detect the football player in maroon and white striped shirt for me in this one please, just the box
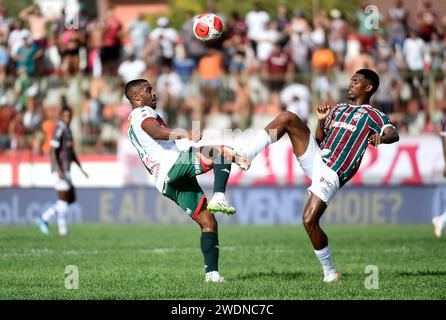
[229,69,399,282]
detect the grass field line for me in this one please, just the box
[0,245,287,258]
[0,247,101,258]
[138,245,285,254]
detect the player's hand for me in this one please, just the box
[188,130,202,143]
[368,134,381,147]
[316,104,331,121]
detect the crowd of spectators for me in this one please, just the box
[0,0,445,155]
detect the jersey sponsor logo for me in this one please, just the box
[194,157,201,175]
[332,121,357,132]
[319,177,333,188]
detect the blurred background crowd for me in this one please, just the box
[0,0,445,155]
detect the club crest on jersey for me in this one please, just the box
[353,112,364,121]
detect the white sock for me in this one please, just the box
[42,204,57,222]
[245,129,272,160]
[212,192,225,201]
[56,200,69,236]
[314,246,336,277]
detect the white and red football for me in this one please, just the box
[193,13,223,41]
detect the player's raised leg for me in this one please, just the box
[196,145,235,215]
[230,111,340,282]
[37,207,52,235]
[232,111,311,170]
[37,179,73,236]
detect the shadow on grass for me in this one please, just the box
[234,270,342,281]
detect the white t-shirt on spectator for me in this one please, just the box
[8,28,31,56]
[245,10,270,41]
[129,21,150,47]
[150,27,178,43]
[118,59,146,83]
[157,71,184,99]
[403,38,425,71]
[280,83,311,121]
[150,27,178,59]
[256,30,280,62]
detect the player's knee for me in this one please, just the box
[196,211,218,232]
[302,211,318,231]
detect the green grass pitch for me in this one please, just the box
[0,224,445,299]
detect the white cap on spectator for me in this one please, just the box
[157,16,169,27]
[330,9,341,19]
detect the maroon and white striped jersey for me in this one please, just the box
[320,103,395,186]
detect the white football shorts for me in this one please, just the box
[297,135,340,204]
[53,171,73,191]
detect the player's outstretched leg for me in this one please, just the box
[230,111,311,170]
[37,204,54,235]
[198,146,235,215]
[302,194,340,283]
[36,188,73,236]
[37,198,71,236]
[194,206,225,282]
[432,211,446,238]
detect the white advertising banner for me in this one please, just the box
[0,134,444,187]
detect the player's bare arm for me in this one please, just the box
[315,104,331,144]
[368,126,399,147]
[141,119,201,142]
[72,151,89,178]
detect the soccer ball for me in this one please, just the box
[193,13,223,41]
